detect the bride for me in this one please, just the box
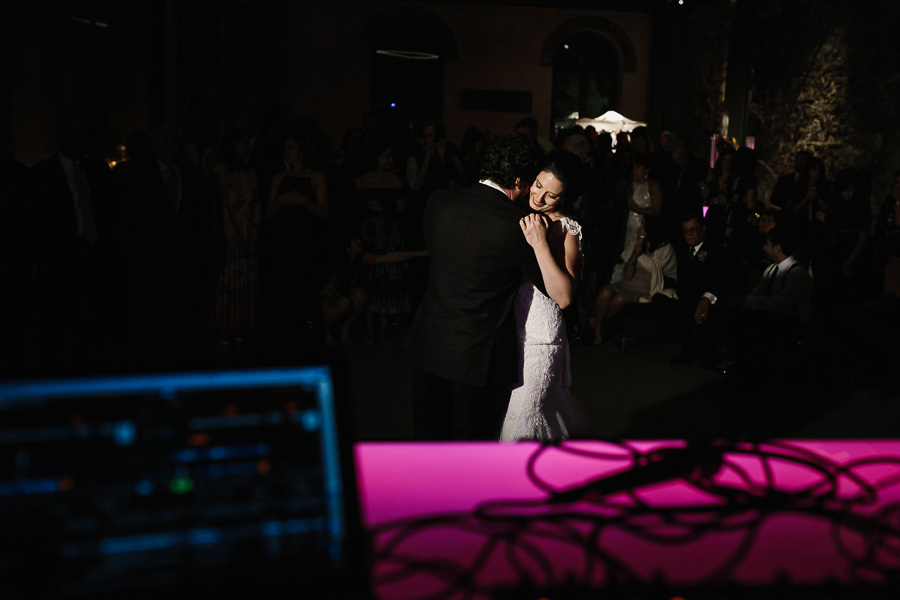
[500,150,591,442]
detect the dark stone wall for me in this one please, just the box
[667,0,900,209]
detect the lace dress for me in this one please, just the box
[500,217,590,442]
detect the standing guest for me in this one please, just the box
[408,134,544,441]
[786,155,830,268]
[458,126,486,187]
[354,142,413,344]
[701,146,737,247]
[768,149,811,210]
[658,136,706,242]
[208,128,262,351]
[610,154,663,284]
[406,121,463,197]
[28,113,115,367]
[873,170,900,299]
[514,116,552,158]
[0,135,30,370]
[259,129,329,350]
[114,121,213,361]
[816,167,870,309]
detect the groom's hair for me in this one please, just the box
[479,133,538,190]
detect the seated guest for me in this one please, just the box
[725,226,813,376]
[741,208,784,292]
[744,226,813,322]
[593,215,677,344]
[669,213,729,368]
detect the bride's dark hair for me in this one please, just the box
[540,149,583,201]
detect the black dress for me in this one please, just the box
[259,175,325,345]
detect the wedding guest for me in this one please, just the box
[593,215,677,345]
[873,170,900,299]
[259,128,329,350]
[208,127,262,350]
[29,113,116,367]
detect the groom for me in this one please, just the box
[409,134,545,440]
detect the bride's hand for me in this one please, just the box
[520,213,549,248]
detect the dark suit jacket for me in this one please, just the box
[409,183,544,386]
[112,157,212,344]
[675,239,727,308]
[29,154,111,272]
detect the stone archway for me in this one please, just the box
[543,18,635,127]
[540,17,636,72]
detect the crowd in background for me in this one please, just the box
[1,104,898,386]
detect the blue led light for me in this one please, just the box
[113,421,136,446]
[188,528,221,546]
[300,410,321,431]
[134,479,154,496]
[261,520,284,537]
[0,477,59,496]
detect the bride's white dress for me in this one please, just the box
[500,217,590,442]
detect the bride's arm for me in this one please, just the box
[520,214,577,309]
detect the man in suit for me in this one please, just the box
[409,134,544,440]
[113,122,212,362]
[658,136,707,242]
[669,213,728,369]
[28,113,114,366]
[724,226,813,379]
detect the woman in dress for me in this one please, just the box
[592,215,678,344]
[354,142,414,343]
[259,129,329,348]
[208,128,262,349]
[500,150,590,442]
[610,153,663,284]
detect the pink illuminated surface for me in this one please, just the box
[355,440,900,599]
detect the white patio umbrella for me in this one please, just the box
[575,110,646,133]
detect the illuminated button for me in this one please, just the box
[188,433,210,447]
[113,421,136,446]
[300,410,321,431]
[135,479,154,496]
[170,476,194,494]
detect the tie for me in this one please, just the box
[691,246,698,258]
[72,161,97,244]
[166,166,179,210]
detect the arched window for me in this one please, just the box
[552,32,620,125]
